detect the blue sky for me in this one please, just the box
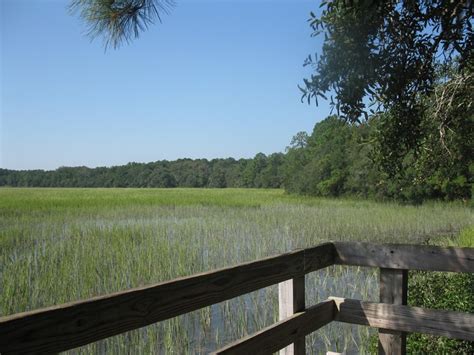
[1,0,329,170]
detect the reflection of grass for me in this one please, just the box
[0,188,472,354]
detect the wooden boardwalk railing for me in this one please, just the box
[0,242,473,354]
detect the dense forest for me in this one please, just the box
[0,154,286,190]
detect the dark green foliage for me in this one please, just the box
[301,0,473,177]
[0,154,284,189]
[368,230,474,353]
[283,112,472,202]
[259,153,285,188]
[407,271,474,353]
[281,132,311,194]
[284,116,352,196]
[283,115,382,199]
[286,61,473,202]
[367,270,474,353]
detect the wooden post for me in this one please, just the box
[278,276,305,355]
[378,268,408,355]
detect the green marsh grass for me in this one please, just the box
[0,188,472,353]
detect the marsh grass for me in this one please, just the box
[0,188,472,354]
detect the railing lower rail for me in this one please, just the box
[0,242,473,354]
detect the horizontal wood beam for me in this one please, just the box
[4,242,471,354]
[212,300,336,355]
[0,243,336,354]
[330,297,474,341]
[333,242,474,273]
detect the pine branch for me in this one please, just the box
[70,0,175,49]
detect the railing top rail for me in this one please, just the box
[0,242,472,353]
[0,243,335,353]
[333,242,474,273]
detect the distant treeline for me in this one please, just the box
[0,154,286,189]
[2,113,471,203]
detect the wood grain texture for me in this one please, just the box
[334,242,474,272]
[303,243,337,273]
[330,297,474,341]
[278,276,305,355]
[212,300,336,355]
[3,241,470,354]
[0,243,336,354]
[378,269,408,355]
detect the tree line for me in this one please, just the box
[2,64,471,203]
[3,1,471,203]
[0,154,285,189]
[1,106,471,203]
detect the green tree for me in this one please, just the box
[284,117,358,196]
[283,132,311,193]
[259,153,285,188]
[241,153,268,188]
[148,165,176,187]
[301,0,473,175]
[373,63,474,202]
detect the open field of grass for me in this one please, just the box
[1,188,472,354]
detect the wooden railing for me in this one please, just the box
[0,242,473,354]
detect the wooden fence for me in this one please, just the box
[0,242,473,354]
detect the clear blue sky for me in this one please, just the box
[1,0,329,170]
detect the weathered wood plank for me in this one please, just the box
[0,243,336,354]
[330,297,474,341]
[303,243,337,273]
[212,300,335,355]
[278,276,305,355]
[334,242,474,272]
[276,242,335,355]
[378,268,408,355]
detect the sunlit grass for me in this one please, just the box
[0,188,472,354]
